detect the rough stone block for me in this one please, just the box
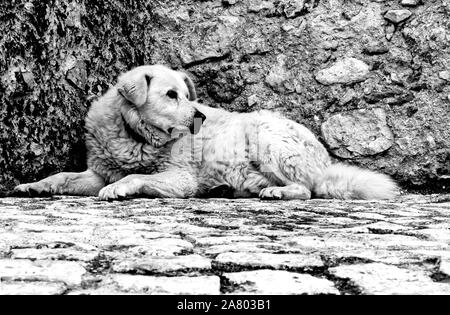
[110,274,221,295]
[329,263,450,295]
[0,259,86,286]
[315,58,370,85]
[112,254,212,274]
[321,108,394,158]
[223,270,339,295]
[0,281,67,295]
[214,252,323,270]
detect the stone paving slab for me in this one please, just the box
[0,259,86,286]
[223,270,339,295]
[214,252,324,271]
[0,281,67,295]
[69,275,221,295]
[111,254,212,274]
[329,263,450,295]
[0,195,449,295]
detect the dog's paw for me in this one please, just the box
[259,187,283,200]
[98,181,140,201]
[13,182,53,197]
[259,185,311,200]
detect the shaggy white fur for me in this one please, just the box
[314,163,399,200]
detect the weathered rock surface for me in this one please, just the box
[315,58,370,85]
[223,270,339,295]
[321,108,395,158]
[0,259,86,286]
[401,0,420,7]
[329,263,450,295]
[0,281,67,295]
[0,0,449,193]
[384,10,413,24]
[112,254,212,274]
[0,195,449,295]
[104,274,221,295]
[215,252,323,271]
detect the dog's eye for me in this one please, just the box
[167,90,178,99]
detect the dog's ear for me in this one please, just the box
[179,71,197,101]
[117,71,152,107]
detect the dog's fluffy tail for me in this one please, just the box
[313,163,399,200]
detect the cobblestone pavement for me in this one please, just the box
[0,195,449,295]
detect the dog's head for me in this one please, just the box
[116,65,206,147]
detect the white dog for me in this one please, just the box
[15,65,398,200]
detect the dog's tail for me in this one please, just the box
[313,163,399,200]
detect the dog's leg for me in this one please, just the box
[252,128,331,200]
[98,169,197,200]
[257,154,315,200]
[14,169,105,196]
[255,146,323,200]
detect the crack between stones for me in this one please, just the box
[183,53,231,68]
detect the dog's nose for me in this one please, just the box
[194,110,206,122]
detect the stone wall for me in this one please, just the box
[1,0,449,192]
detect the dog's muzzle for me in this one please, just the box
[190,110,206,134]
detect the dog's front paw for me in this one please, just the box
[14,182,53,197]
[98,180,141,201]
